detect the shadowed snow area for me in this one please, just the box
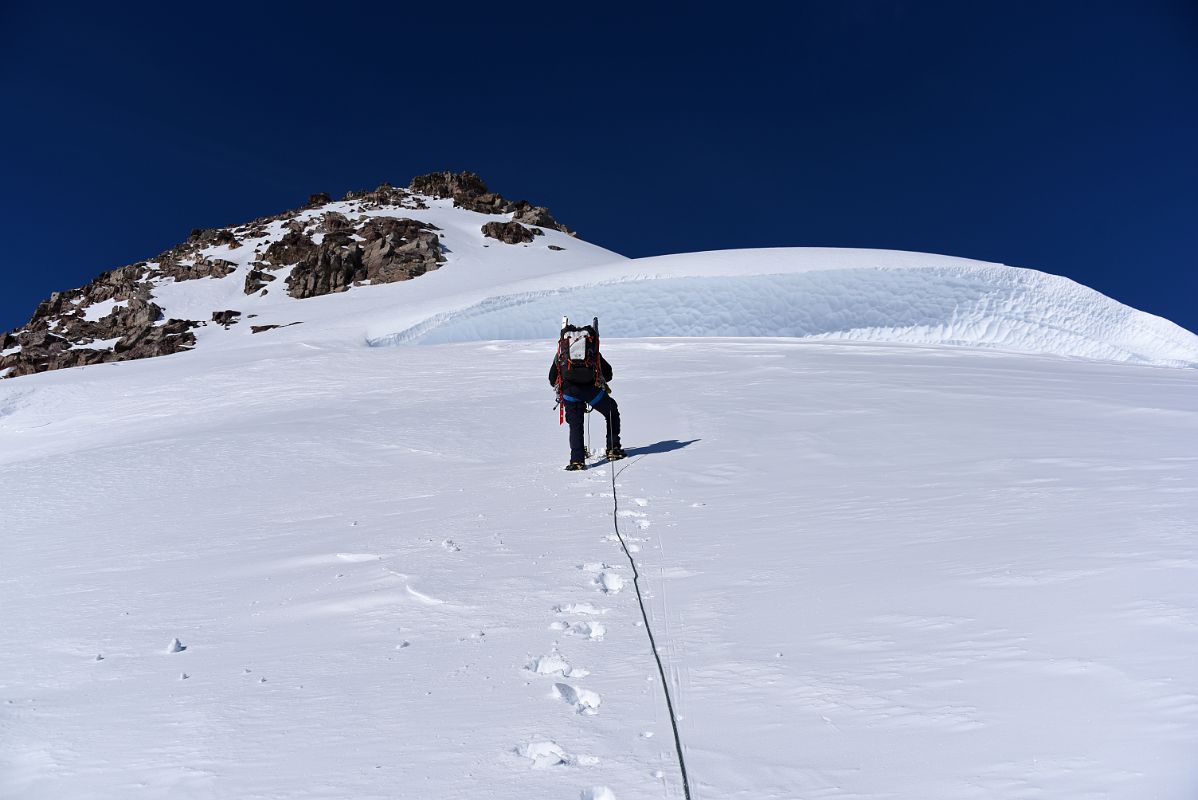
[368,249,1198,368]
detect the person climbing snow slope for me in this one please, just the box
[550,319,625,470]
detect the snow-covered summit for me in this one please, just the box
[0,173,621,378]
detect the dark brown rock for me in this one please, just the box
[244,268,277,295]
[407,171,577,236]
[262,229,319,267]
[251,322,301,334]
[345,183,413,209]
[482,220,542,244]
[284,218,445,299]
[409,171,489,200]
[212,310,242,327]
[153,257,237,282]
[285,232,364,298]
[213,229,242,249]
[320,211,352,232]
[307,192,333,207]
[161,318,200,335]
[513,203,575,236]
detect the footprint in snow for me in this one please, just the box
[527,653,589,678]
[580,787,616,800]
[515,741,600,769]
[596,572,624,595]
[553,683,602,715]
[548,621,606,640]
[554,602,607,616]
[517,740,570,769]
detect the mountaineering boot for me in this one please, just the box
[565,461,586,471]
[605,447,626,461]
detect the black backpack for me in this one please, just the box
[555,316,601,386]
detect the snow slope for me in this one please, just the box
[2,340,1197,798]
[3,236,1198,799]
[141,195,625,348]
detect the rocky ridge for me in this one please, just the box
[1,173,577,379]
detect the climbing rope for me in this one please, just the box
[605,417,694,800]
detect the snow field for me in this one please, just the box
[1,335,1196,798]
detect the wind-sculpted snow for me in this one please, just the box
[369,250,1198,367]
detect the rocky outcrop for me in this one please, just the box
[407,171,577,237]
[244,269,276,295]
[212,310,241,328]
[2,171,572,379]
[0,291,199,378]
[359,217,444,283]
[342,182,427,210]
[284,232,362,298]
[261,227,318,269]
[154,257,238,283]
[482,220,542,244]
[409,171,490,201]
[275,218,446,299]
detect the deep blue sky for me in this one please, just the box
[2,1,1195,335]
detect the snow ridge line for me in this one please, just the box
[607,453,693,800]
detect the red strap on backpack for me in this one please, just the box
[555,339,565,425]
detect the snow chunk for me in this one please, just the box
[597,572,624,595]
[581,788,616,800]
[527,653,587,677]
[564,621,606,640]
[553,683,602,715]
[517,740,569,769]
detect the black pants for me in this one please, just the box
[564,392,621,462]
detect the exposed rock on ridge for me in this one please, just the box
[410,171,577,236]
[267,216,446,300]
[1,172,576,379]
